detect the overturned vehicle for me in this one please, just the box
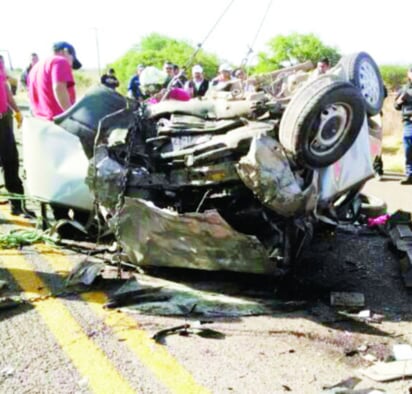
[23,52,385,275]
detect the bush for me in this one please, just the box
[110,33,221,94]
[380,65,408,92]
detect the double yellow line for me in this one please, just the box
[0,206,209,394]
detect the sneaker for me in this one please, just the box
[10,205,23,216]
[22,208,36,219]
[400,176,412,185]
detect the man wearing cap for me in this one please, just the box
[127,64,145,101]
[100,68,119,90]
[211,63,233,90]
[185,65,209,98]
[28,41,82,120]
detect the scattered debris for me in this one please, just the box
[392,344,412,361]
[0,296,24,311]
[367,214,390,228]
[152,321,225,344]
[362,354,378,363]
[107,273,275,317]
[356,310,385,323]
[330,292,365,308]
[322,377,361,392]
[0,366,15,378]
[322,376,385,393]
[360,359,412,382]
[105,280,166,309]
[388,219,412,287]
[65,259,105,286]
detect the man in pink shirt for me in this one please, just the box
[28,41,82,120]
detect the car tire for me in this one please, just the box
[359,193,387,217]
[50,204,96,239]
[279,77,365,168]
[338,52,384,116]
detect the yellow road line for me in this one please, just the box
[0,250,135,394]
[0,205,209,394]
[36,243,210,394]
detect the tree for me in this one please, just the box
[111,33,220,94]
[380,65,408,92]
[253,33,341,73]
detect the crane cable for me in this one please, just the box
[240,0,273,70]
[162,0,236,100]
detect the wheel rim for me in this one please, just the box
[357,59,381,109]
[309,103,353,157]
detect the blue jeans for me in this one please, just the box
[404,135,412,176]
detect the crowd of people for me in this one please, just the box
[0,42,411,218]
[100,60,256,102]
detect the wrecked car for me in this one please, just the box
[22,52,385,275]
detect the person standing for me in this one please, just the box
[127,64,145,101]
[0,56,33,216]
[210,63,233,90]
[185,65,209,98]
[20,52,39,89]
[394,67,412,185]
[28,41,82,120]
[100,68,119,90]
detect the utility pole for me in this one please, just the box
[92,28,101,76]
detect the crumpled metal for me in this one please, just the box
[86,146,127,208]
[236,135,318,217]
[113,198,276,274]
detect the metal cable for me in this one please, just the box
[161,0,237,101]
[241,0,273,68]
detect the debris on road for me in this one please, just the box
[65,259,105,286]
[0,296,24,312]
[322,376,361,392]
[152,321,225,345]
[392,344,412,361]
[360,359,412,382]
[387,212,412,287]
[104,279,166,309]
[330,292,365,308]
[103,273,275,317]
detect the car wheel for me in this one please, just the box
[50,204,95,239]
[279,78,365,168]
[359,193,387,217]
[338,52,384,116]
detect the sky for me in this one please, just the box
[1,0,410,72]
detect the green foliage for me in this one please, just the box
[379,65,408,92]
[111,33,221,94]
[74,70,99,95]
[254,33,340,73]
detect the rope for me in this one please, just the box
[240,0,273,68]
[161,0,236,101]
[200,0,236,48]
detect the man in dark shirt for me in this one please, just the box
[127,64,145,100]
[394,68,412,184]
[100,68,119,90]
[184,64,209,98]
